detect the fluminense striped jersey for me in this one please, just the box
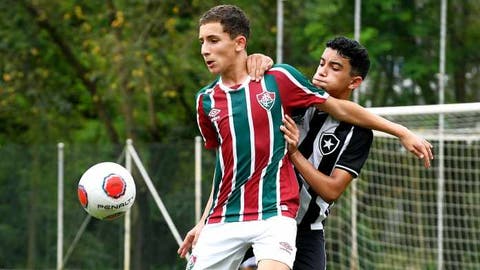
[196,64,329,224]
[295,107,373,230]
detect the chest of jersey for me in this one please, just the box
[208,83,282,150]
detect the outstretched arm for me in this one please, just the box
[316,98,434,168]
[247,53,434,167]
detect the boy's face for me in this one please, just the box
[312,47,360,99]
[198,22,244,75]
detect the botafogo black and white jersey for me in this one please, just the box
[294,107,373,231]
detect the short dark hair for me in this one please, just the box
[326,36,370,79]
[199,5,250,40]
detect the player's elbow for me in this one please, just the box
[310,185,343,203]
[322,191,343,203]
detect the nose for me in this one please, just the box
[312,66,325,83]
[201,42,209,57]
[316,65,326,77]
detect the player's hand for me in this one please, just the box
[177,222,204,258]
[246,53,274,82]
[399,130,434,168]
[280,114,300,155]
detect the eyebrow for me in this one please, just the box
[321,57,344,68]
[329,59,344,68]
[199,34,219,41]
[331,61,343,67]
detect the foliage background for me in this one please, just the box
[0,0,479,269]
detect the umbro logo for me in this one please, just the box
[279,241,293,255]
[319,133,340,155]
[208,108,221,122]
[186,255,197,270]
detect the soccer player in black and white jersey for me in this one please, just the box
[281,36,373,270]
[248,36,403,270]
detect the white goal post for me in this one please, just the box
[326,102,480,270]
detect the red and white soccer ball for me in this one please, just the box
[77,162,136,220]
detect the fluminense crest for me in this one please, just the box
[256,90,276,111]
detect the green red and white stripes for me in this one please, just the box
[196,64,328,224]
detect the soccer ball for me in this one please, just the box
[77,162,136,220]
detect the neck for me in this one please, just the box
[340,92,352,100]
[221,51,248,87]
[331,90,352,100]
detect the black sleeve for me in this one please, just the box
[336,126,373,178]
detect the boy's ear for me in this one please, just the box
[349,76,363,90]
[235,35,247,51]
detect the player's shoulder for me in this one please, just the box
[196,77,220,96]
[352,124,374,140]
[354,124,373,134]
[268,63,301,75]
[338,118,374,137]
[267,63,310,85]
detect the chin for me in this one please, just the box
[208,67,220,74]
[314,82,327,89]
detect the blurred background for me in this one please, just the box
[1,0,479,269]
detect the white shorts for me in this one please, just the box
[186,216,297,270]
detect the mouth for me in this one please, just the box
[312,78,326,87]
[205,60,215,68]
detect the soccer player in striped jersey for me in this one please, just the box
[178,5,433,270]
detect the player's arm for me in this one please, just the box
[248,54,433,168]
[281,114,351,202]
[292,151,352,203]
[316,98,433,168]
[177,185,213,258]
